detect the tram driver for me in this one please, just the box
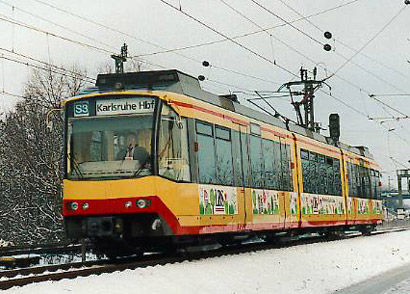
[116,133,149,165]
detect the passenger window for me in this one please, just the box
[249,135,264,188]
[232,131,243,186]
[309,152,318,194]
[318,155,326,194]
[263,139,275,189]
[333,159,342,196]
[215,126,233,185]
[273,142,281,190]
[280,142,290,191]
[286,144,294,191]
[326,157,333,195]
[241,133,250,187]
[301,149,310,193]
[196,121,216,184]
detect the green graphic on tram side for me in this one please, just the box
[290,193,298,215]
[252,190,279,215]
[372,200,382,214]
[301,194,344,215]
[199,185,238,215]
[347,199,353,214]
[357,199,369,215]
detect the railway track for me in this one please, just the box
[0,242,85,257]
[1,226,408,290]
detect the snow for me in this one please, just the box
[384,279,410,294]
[5,230,410,294]
[0,240,13,247]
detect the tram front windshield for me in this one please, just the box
[67,115,153,179]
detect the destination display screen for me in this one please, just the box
[95,98,155,116]
[70,96,157,117]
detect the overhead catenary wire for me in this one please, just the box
[2,0,406,149]
[370,93,410,97]
[250,0,409,96]
[244,0,410,119]
[0,54,94,83]
[141,0,410,120]
[276,0,410,89]
[1,90,24,99]
[215,0,398,120]
[0,47,95,82]
[278,0,408,80]
[333,5,408,75]
[158,0,296,79]
[0,0,120,53]
[158,0,408,127]
[138,0,361,58]
[0,12,165,70]
[0,1,281,102]
[29,0,279,86]
[249,0,324,47]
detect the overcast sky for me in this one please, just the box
[0,0,409,188]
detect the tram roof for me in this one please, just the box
[80,69,373,160]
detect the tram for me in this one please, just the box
[62,70,382,255]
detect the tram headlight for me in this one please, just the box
[136,199,151,208]
[124,201,132,208]
[69,202,79,211]
[82,203,89,210]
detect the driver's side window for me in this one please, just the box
[158,104,190,181]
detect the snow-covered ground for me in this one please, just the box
[0,240,13,247]
[5,230,410,294]
[385,279,410,294]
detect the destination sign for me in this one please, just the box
[96,98,155,116]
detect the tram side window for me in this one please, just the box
[355,165,360,196]
[280,143,288,191]
[241,133,250,187]
[301,150,311,193]
[310,153,319,194]
[356,165,369,198]
[263,139,275,189]
[333,159,342,196]
[363,167,371,199]
[158,105,190,182]
[326,157,334,195]
[196,121,216,184]
[347,162,355,196]
[232,131,243,187]
[318,155,326,195]
[300,149,342,196]
[273,142,282,190]
[249,135,264,188]
[372,170,381,199]
[215,126,234,185]
[310,153,320,194]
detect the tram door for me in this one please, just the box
[237,125,250,226]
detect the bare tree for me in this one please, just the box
[0,65,88,245]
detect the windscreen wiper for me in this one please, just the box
[68,153,84,179]
[132,157,150,178]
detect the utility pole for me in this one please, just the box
[111,43,128,74]
[278,67,330,132]
[396,169,410,219]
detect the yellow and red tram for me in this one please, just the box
[62,70,382,253]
